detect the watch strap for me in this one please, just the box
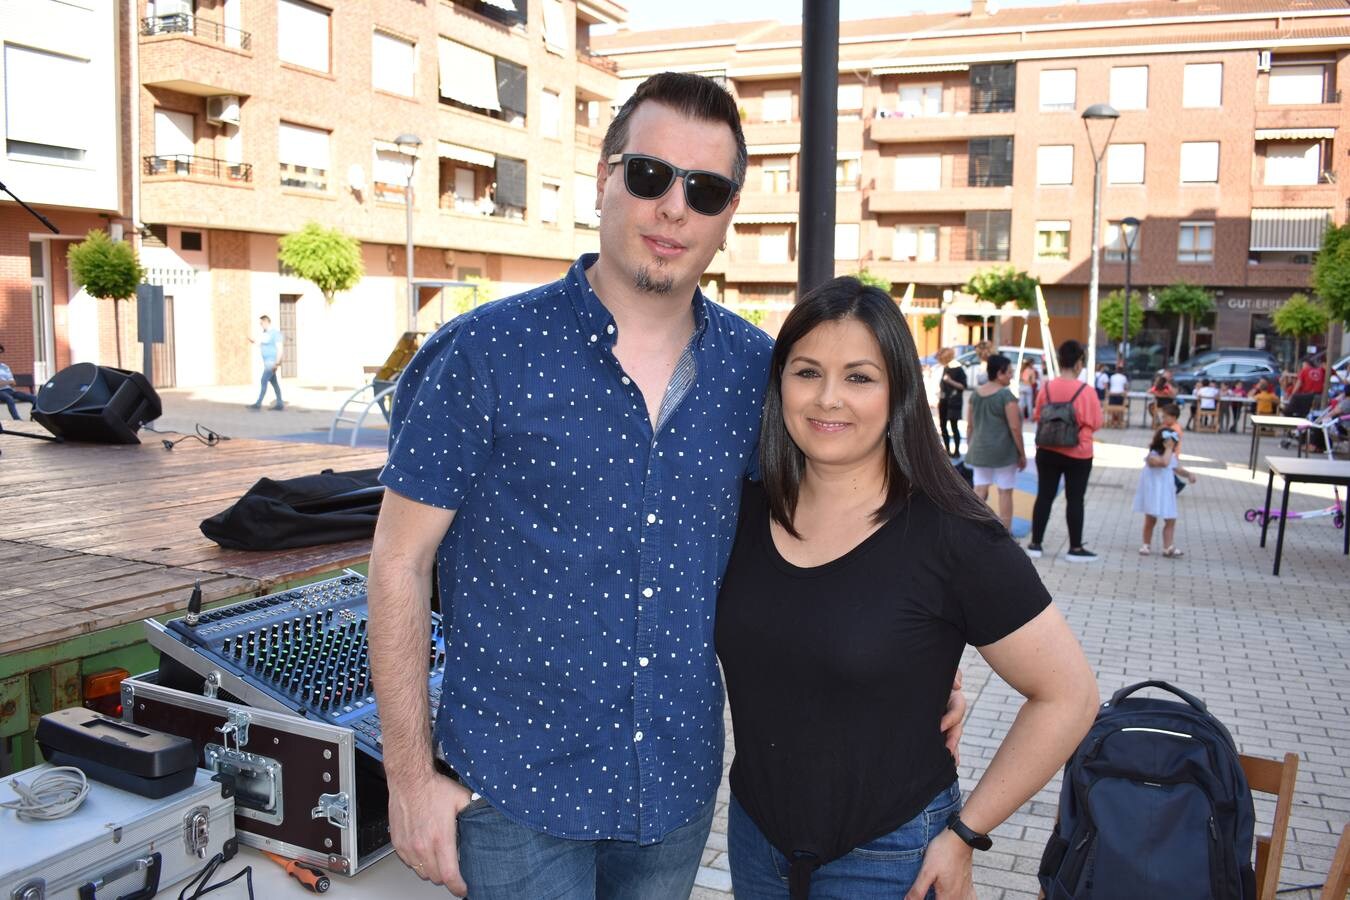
[946,812,993,851]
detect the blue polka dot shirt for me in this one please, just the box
[380,254,774,844]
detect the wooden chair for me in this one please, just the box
[1196,407,1221,432]
[1105,397,1129,428]
[1240,752,1299,900]
[1321,823,1350,899]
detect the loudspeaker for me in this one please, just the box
[32,363,162,444]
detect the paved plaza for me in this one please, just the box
[148,383,1349,898]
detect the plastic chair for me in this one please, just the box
[1239,752,1299,900]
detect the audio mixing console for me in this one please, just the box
[144,572,444,762]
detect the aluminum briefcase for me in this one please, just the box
[0,765,235,900]
[122,670,393,876]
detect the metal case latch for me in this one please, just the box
[214,709,251,750]
[311,791,350,828]
[183,805,211,858]
[11,878,45,900]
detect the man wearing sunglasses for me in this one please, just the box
[369,72,965,899]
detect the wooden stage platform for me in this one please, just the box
[0,421,386,768]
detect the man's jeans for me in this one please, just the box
[1,388,37,420]
[254,364,282,407]
[456,796,714,899]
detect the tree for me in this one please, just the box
[963,266,1039,310]
[446,276,495,322]
[1155,282,1215,364]
[854,269,892,294]
[1313,222,1350,328]
[277,222,363,304]
[68,229,146,368]
[921,313,942,336]
[1098,289,1145,344]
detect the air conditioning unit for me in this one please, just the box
[206,95,240,125]
[1257,50,1272,73]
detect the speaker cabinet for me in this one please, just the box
[32,363,162,444]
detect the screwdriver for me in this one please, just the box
[262,851,331,893]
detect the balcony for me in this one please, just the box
[725,261,798,283]
[742,121,801,147]
[868,187,1012,213]
[140,14,251,49]
[736,192,799,216]
[143,154,252,183]
[577,51,618,100]
[865,258,985,284]
[141,17,250,96]
[869,112,1014,144]
[1254,106,1341,132]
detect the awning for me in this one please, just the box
[373,138,415,155]
[734,212,798,224]
[747,143,800,156]
[480,0,518,11]
[1254,127,1334,141]
[438,141,496,168]
[873,63,970,75]
[439,38,501,111]
[1249,207,1333,251]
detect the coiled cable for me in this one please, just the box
[0,765,90,820]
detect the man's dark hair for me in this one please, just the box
[1057,339,1085,370]
[986,353,1011,380]
[602,72,747,186]
[0,344,5,354]
[259,315,271,323]
[1160,402,1182,419]
[759,276,997,539]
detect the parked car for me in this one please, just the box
[1170,355,1281,393]
[1095,344,1167,379]
[952,345,1047,386]
[1181,347,1280,371]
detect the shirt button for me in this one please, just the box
[638,657,649,667]
[606,324,615,334]
[621,376,631,385]
[642,587,653,598]
[646,513,656,524]
[634,731,644,742]
[590,334,598,342]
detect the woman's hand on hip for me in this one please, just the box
[905,829,977,900]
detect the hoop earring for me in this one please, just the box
[719,240,727,251]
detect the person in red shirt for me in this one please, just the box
[1293,357,1326,397]
[1028,340,1104,561]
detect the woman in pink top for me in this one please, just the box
[1027,340,1103,561]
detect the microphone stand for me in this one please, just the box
[0,179,61,453]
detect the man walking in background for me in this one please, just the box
[247,314,284,411]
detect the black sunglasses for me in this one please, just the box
[606,153,740,216]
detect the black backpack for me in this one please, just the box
[1036,381,1087,448]
[1039,680,1257,900]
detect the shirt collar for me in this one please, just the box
[566,254,711,351]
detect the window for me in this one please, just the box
[153,108,195,168]
[180,231,203,251]
[897,84,942,117]
[761,157,790,193]
[1268,64,1327,105]
[1037,145,1073,185]
[278,0,330,72]
[494,156,527,219]
[895,154,941,191]
[373,142,413,202]
[541,89,560,139]
[372,31,415,96]
[278,122,329,190]
[1035,221,1071,261]
[968,137,1013,187]
[574,173,598,226]
[762,90,792,123]
[969,63,1015,113]
[760,226,791,264]
[540,180,560,223]
[1039,69,1076,111]
[835,155,860,190]
[966,210,1011,261]
[1105,220,1141,262]
[1183,63,1223,108]
[1107,143,1145,184]
[1178,221,1215,262]
[837,82,863,117]
[834,223,860,261]
[1264,141,1321,185]
[4,45,89,161]
[1180,141,1219,183]
[439,40,526,125]
[892,225,938,262]
[1110,66,1148,110]
[542,0,567,55]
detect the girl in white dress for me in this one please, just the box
[1133,427,1197,557]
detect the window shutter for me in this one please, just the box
[495,156,527,208]
[496,58,527,118]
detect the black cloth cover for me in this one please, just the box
[200,468,383,550]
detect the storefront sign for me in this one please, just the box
[1224,297,1288,311]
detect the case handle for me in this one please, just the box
[1109,680,1208,713]
[76,852,161,900]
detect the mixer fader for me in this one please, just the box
[144,572,445,761]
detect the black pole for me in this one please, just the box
[1122,251,1132,368]
[797,0,839,300]
[0,180,60,234]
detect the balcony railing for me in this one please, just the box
[144,154,253,182]
[580,50,618,74]
[140,14,252,50]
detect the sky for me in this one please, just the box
[608,0,1112,31]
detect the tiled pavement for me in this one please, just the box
[147,386,1348,899]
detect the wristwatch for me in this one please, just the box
[946,813,993,851]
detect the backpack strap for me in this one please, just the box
[1109,679,1209,713]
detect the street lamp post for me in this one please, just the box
[1081,103,1119,382]
[1119,215,1140,372]
[395,133,423,333]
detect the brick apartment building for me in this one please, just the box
[596,0,1350,363]
[2,0,626,391]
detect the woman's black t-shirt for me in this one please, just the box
[714,480,1051,868]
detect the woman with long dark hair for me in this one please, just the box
[716,277,1098,899]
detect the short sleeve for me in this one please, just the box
[942,517,1052,646]
[379,319,496,510]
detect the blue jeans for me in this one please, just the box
[254,364,282,407]
[728,781,962,899]
[456,796,714,899]
[1,388,37,420]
